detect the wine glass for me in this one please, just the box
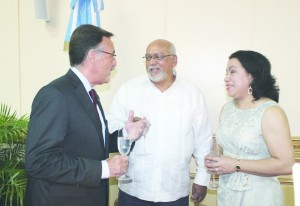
[207,137,220,190]
[116,130,132,182]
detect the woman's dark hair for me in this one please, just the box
[229,50,279,102]
[69,24,113,67]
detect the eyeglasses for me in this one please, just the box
[143,54,174,62]
[94,49,116,60]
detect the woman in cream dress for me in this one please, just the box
[205,50,294,206]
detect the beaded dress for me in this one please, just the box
[216,100,283,206]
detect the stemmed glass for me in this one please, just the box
[207,137,220,190]
[116,130,132,182]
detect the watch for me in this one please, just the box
[236,159,241,172]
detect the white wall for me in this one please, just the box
[0,1,20,110]
[1,0,300,136]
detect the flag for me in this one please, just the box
[63,0,104,51]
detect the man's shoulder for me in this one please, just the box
[38,70,76,96]
[47,70,77,88]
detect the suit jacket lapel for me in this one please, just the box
[94,93,110,154]
[66,70,105,148]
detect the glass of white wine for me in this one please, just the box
[207,137,220,190]
[116,130,132,182]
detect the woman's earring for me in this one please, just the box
[248,86,253,95]
[173,69,177,76]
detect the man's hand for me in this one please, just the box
[125,110,150,141]
[107,155,128,177]
[191,183,207,204]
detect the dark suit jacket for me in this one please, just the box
[25,69,118,206]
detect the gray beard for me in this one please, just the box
[147,69,166,83]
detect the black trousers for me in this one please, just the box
[118,189,189,206]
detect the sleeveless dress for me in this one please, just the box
[216,100,284,206]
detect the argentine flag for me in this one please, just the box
[64,0,104,51]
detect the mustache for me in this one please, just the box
[147,66,161,70]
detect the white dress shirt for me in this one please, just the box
[107,76,212,202]
[71,67,109,179]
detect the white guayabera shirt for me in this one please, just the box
[107,76,212,202]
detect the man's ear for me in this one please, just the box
[248,73,254,82]
[172,55,178,67]
[87,50,96,63]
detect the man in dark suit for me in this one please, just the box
[24,24,147,206]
